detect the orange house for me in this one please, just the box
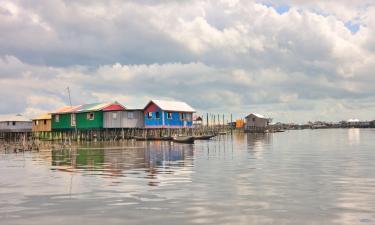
[235,119,244,128]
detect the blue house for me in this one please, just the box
[143,100,195,128]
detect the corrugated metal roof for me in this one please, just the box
[75,102,125,112]
[53,102,125,114]
[245,113,266,119]
[54,105,81,114]
[0,114,31,122]
[75,102,110,112]
[32,113,52,120]
[148,100,195,112]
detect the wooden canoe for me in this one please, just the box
[194,134,215,140]
[173,136,195,144]
[133,136,172,141]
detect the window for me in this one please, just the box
[34,121,38,125]
[167,112,172,119]
[71,114,76,126]
[186,113,192,121]
[7,121,9,126]
[252,118,256,122]
[155,111,160,119]
[180,113,186,120]
[128,112,134,119]
[87,112,94,120]
[55,114,60,122]
[12,121,16,126]
[112,112,117,119]
[147,112,152,119]
[44,120,47,125]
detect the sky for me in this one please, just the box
[0,0,374,123]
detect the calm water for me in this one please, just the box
[1,129,375,225]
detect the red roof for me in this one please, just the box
[52,102,126,114]
[102,103,126,111]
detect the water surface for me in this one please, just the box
[1,129,375,224]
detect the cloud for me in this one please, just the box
[0,0,374,122]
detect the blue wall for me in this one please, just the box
[144,110,163,127]
[144,110,193,128]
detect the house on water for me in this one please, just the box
[52,102,126,130]
[193,115,203,127]
[103,108,144,129]
[32,113,52,139]
[51,105,81,130]
[144,100,195,128]
[0,114,32,139]
[32,113,52,132]
[0,114,32,132]
[244,113,271,133]
[235,119,244,129]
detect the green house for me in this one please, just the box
[51,102,126,130]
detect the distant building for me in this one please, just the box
[339,119,371,128]
[235,119,244,129]
[347,118,360,127]
[193,115,203,126]
[311,121,329,129]
[143,100,195,128]
[0,114,32,133]
[227,121,236,128]
[360,121,371,127]
[244,113,271,132]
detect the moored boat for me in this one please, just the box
[194,134,215,140]
[133,136,173,141]
[173,136,195,144]
[133,136,148,141]
[274,129,285,133]
[159,136,173,141]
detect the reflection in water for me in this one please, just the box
[201,134,236,161]
[246,133,272,157]
[347,128,360,145]
[50,141,194,186]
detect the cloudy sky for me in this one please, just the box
[0,0,374,123]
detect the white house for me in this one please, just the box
[244,113,271,132]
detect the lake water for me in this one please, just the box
[1,129,375,225]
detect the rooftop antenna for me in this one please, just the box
[66,86,77,141]
[66,86,72,106]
